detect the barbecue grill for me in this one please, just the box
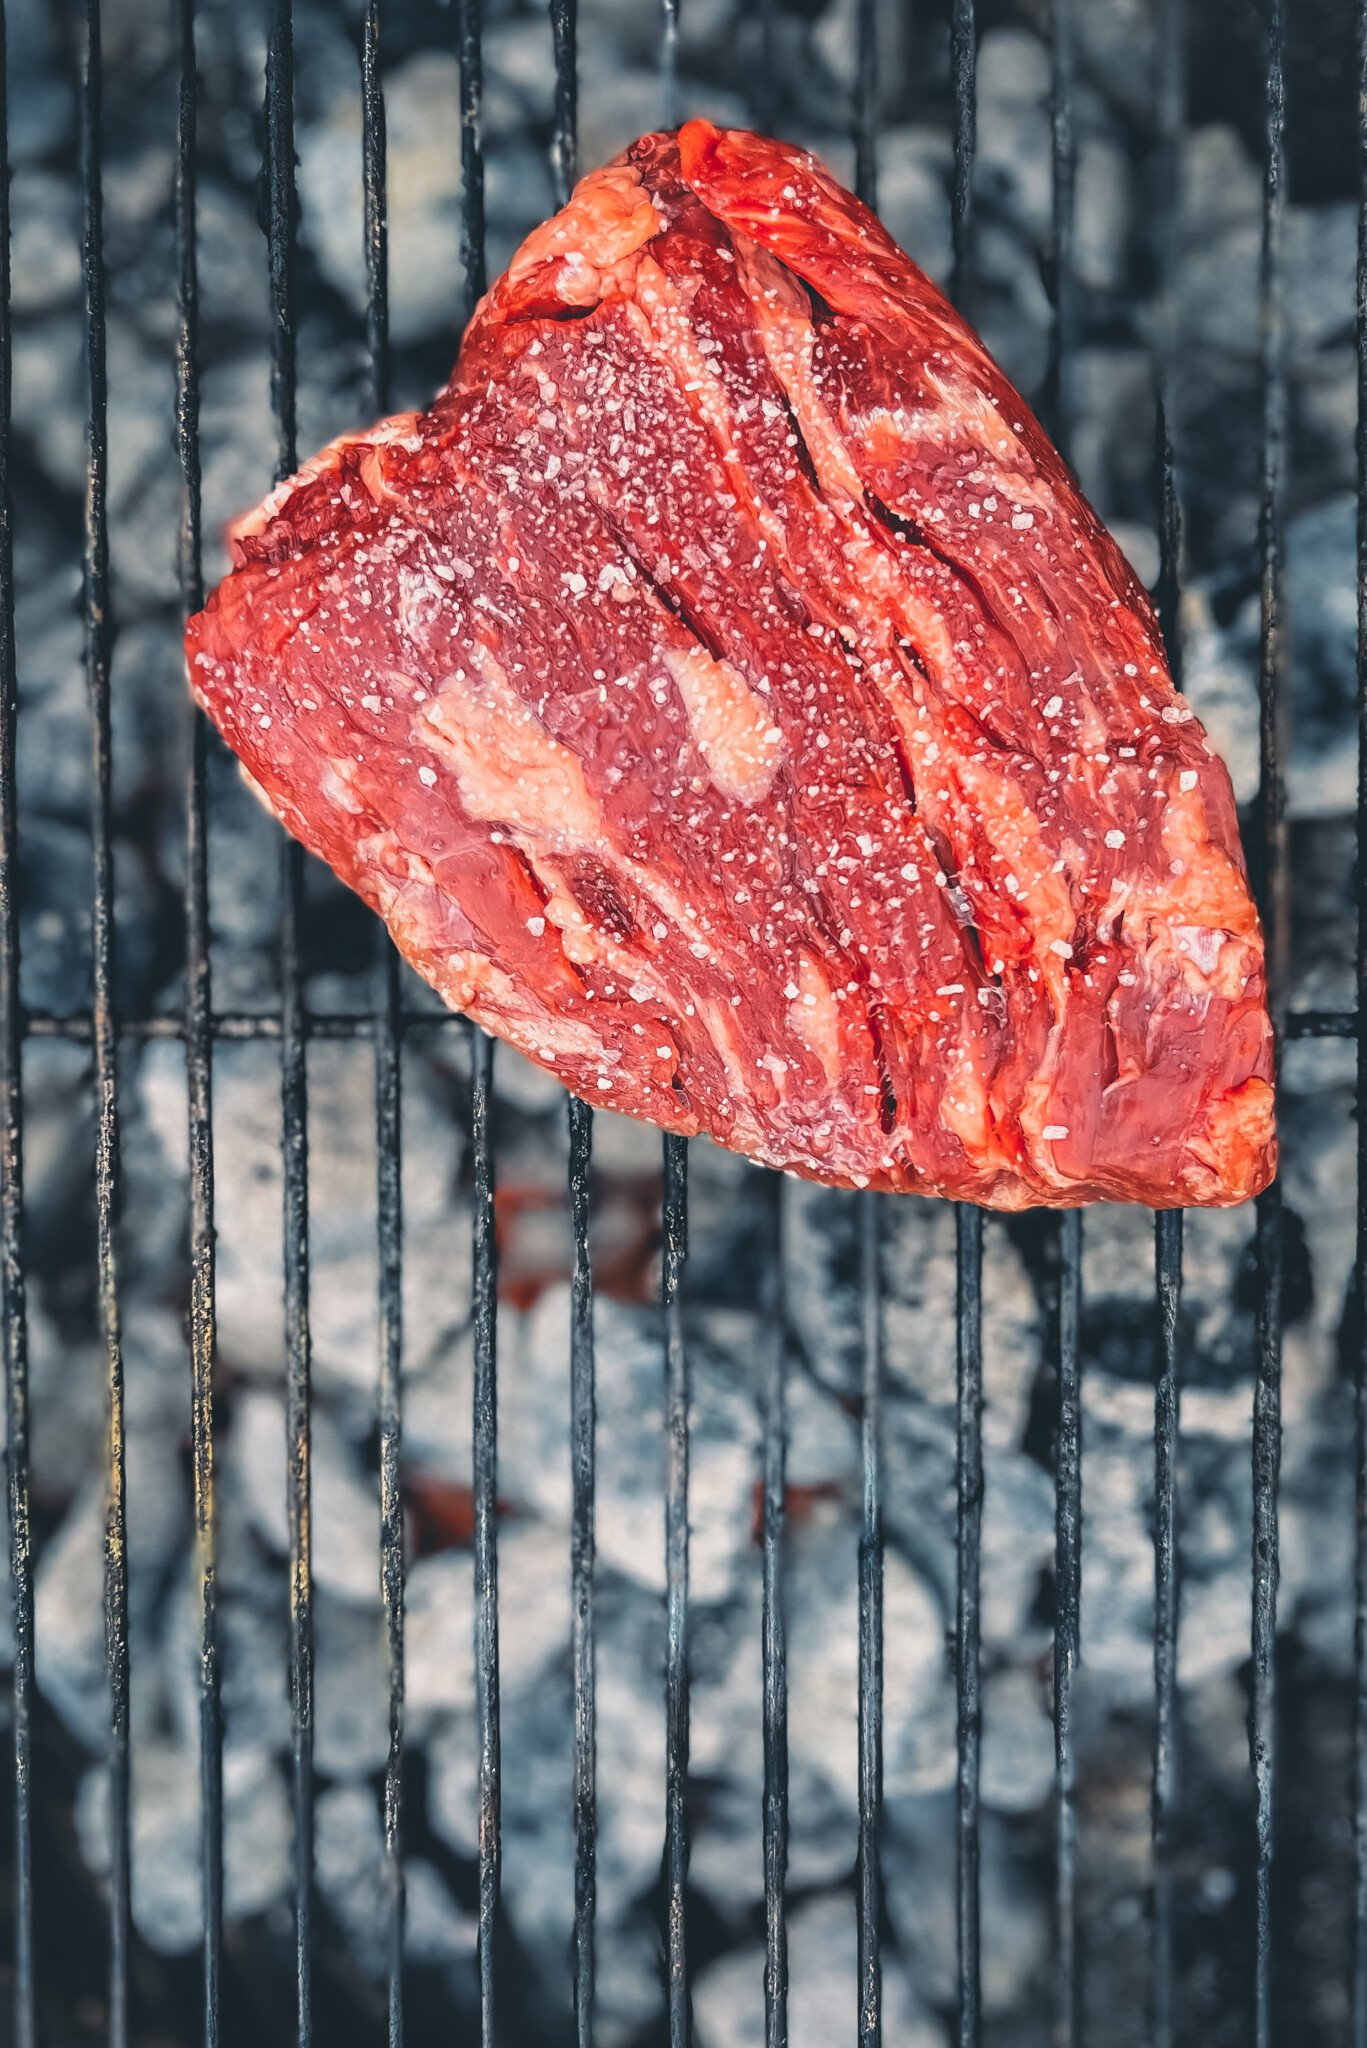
[0,0,1356,2043]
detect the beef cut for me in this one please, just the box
[186,121,1275,1209]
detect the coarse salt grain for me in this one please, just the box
[418,764,437,787]
[1042,1124,1069,1141]
[1179,769,1198,792]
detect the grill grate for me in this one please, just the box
[0,0,1355,2043]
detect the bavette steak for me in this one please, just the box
[186,121,1275,1209]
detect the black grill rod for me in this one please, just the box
[657,18,692,2044]
[470,1026,501,2048]
[175,0,223,2039]
[949,0,977,314]
[0,10,34,2045]
[568,1094,596,2047]
[853,0,877,212]
[661,0,679,130]
[955,1206,984,2048]
[544,17,594,2039]
[1353,2,1367,2035]
[1151,0,1185,685]
[264,8,314,2043]
[1045,0,1076,462]
[1044,6,1082,2036]
[760,1173,789,2047]
[856,1192,883,2048]
[852,21,884,2044]
[549,0,577,207]
[1252,2,1287,2041]
[453,5,499,2033]
[1053,1209,1082,2048]
[360,10,406,2043]
[1151,1210,1182,2048]
[28,1003,1355,1050]
[80,6,132,2039]
[457,0,485,318]
[949,18,982,2041]
[662,1130,690,2048]
[1148,7,1186,2037]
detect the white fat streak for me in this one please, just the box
[662,645,784,803]
[320,758,365,815]
[787,952,845,1085]
[418,644,602,848]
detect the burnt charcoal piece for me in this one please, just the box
[186,122,1275,1209]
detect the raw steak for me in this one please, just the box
[186,121,1275,1209]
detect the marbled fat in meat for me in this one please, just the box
[186,122,1276,1209]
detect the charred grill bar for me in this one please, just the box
[0,1,1344,2044]
[0,5,29,2045]
[78,3,132,2042]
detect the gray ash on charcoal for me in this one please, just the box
[0,1,1359,2043]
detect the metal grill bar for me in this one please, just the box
[949,19,982,2043]
[544,22,596,2040]
[550,0,577,207]
[661,0,680,132]
[0,8,34,2045]
[23,1006,479,1041]
[659,25,691,2044]
[7,1003,1357,1048]
[851,26,884,2042]
[949,0,976,313]
[853,0,877,212]
[955,1204,984,2048]
[471,1026,500,2046]
[1252,1182,1283,2046]
[1152,1210,1182,2048]
[174,1,222,2040]
[1151,0,1185,694]
[760,1175,788,2046]
[359,13,407,2039]
[263,10,315,2042]
[458,0,485,316]
[452,9,500,2031]
[1149,4,1185,2039]
[662,1129,690,2046]
[568,1093,596,2046]
[1252,2,1287,2038]
[79,7,132,2040]
[1045,0,1075,458]
[1054,1211,1082,2047]
[856,1190,883,2048]
[1044,15,1083,2035]
[1354,5,1367,2035]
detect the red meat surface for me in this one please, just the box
[186,121,1276,1209]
